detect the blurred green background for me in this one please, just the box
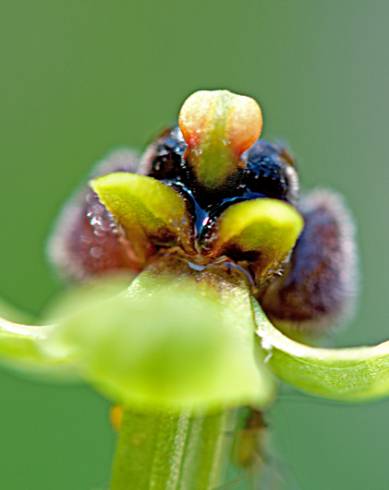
[1,0,388,488]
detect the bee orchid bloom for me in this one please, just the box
[0,90,386,489]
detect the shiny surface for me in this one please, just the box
[1,1,389,489]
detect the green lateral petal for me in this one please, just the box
[47,265,275,411]
[91,173,192,259]
[205,198,303,277]
[254,300,389,401]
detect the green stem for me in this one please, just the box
[110,407,240,490]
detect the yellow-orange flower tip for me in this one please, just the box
[179,90,263,157]
[178,90,263,188]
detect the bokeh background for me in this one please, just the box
[1,1,388,488]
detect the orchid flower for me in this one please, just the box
[0,90,384,489]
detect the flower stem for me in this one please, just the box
[110,407,240,490]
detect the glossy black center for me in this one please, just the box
[146,127,299,238]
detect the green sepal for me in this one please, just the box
[254,300,389,402]
[46,265,275,412]
[6,261,389,407]
[91,173,193,261]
